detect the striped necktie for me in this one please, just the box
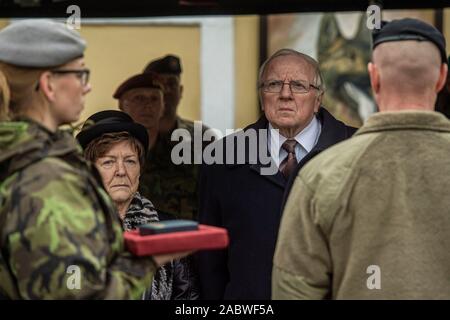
[279,139,298,179]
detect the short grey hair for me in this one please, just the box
[258,48,325,93]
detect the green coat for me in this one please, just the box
[0,119,155,299]
[273,111,450,299]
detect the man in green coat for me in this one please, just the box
[273,18,450,299]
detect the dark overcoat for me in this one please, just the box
[197,107,357,299]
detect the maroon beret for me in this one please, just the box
[113,72,164,99]
[143,54,182,75]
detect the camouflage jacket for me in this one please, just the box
[139,117,209,221]
[0,119,155,299]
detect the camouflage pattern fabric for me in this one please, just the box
[0,118,155,299]
[139,117,209,221]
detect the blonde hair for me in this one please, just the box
[0,62,46,120]
[0,68,10,121]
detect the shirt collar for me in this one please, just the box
[269,115,321,154]
[296,115,321,153]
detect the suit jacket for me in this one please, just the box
[196,107,356,299]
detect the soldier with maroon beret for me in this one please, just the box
[134,55,210,221]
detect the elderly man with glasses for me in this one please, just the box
[197,48,357,300]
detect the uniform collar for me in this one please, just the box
[356,111,450,136]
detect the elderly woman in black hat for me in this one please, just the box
[77,110,199,300]
[0,19,174,299]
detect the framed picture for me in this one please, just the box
[266,10,437,127]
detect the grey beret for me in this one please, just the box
[0,19,86,68]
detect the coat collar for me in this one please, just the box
[228,114,286,187]
[356,110,450,135]
[0,117,85,179]
[226,107,356,189]
[293,107,357,170]
[236,107,356,160]
[312,107,356,152]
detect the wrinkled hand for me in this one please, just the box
[153,250,194,267]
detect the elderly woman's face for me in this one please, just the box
[95,140,140,205]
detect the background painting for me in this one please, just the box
[268,10,435,127]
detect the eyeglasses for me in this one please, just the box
[260,80,320,94]
[51,68,90,86]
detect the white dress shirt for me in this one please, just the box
[268,115,322,169]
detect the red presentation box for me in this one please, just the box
[124,224,229,256]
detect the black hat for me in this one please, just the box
[143,54,182,75]
[113,72,163,100]
[372,18,447,63]
[76,110,149,154]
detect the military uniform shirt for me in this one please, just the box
[139,117,209,221]
[0,119,155,299]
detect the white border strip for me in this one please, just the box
[59,16,236,131]
[11,16,236,131]
[87,17,235,131]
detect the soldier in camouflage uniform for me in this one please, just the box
[139,117,207,221]
[114,57,210,221]
[0,19,159,299]
[141,55,209,221]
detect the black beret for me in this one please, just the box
[113,72,163,99]
[372,18,447,63]
[76,110,149,155]
[143,54,182,75]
